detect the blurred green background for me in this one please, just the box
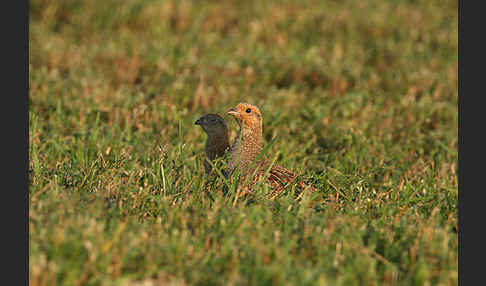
[29,0,457,285]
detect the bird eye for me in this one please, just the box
[245,108,251,113]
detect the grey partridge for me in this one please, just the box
[194,113,231,176]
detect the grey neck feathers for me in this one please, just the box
[205,130,229,160]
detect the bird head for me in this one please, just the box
[227,103,262,131]
[194,114,228,136]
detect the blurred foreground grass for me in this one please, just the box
[29,0,457,285]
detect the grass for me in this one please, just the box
[29,0,458,285]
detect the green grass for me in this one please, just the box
[29,0,458,285]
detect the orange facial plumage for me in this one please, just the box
[219,103,318,199]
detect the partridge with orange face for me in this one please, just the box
[227,103,264,174]
[227,103,316,196]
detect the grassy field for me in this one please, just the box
[29,0,458,285]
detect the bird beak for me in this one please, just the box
[194,119,201,125]
[227,107,239,118]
